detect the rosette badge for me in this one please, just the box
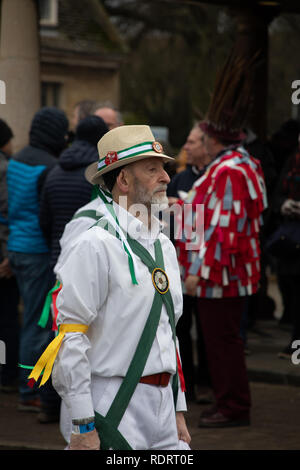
[152,141,163,153]
[152,268,169,294]
[105,151,118,166]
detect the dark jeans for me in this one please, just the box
[0,276,20,385]
[197,296,251,419]
[176,294,211,398]
[8,251,60,409]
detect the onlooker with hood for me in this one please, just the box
[0,119,20,393]
[39,115,108,271]
[6,107,68,418]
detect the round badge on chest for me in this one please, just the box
[152,268,169,294]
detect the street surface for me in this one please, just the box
[0,381,299,450]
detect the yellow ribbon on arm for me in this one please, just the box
[28,324,89,387]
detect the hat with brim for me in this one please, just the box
[85,125,174,185]
[199,121,246,143]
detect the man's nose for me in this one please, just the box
[160,168,170,184]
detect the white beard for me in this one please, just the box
[150,193,169,212]
[133,181,169,213]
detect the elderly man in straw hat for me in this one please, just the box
[28,125,191,450]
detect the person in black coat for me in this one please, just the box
[39,115,108,271]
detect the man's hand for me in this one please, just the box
[69,429,100,450]
[281,199,300,217]
[184,275,199,296]
[176,412,191,445]
[168,196,179,206]
[0,258,14,279]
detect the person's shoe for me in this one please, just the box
[18,397,41,412]
[197,395,214,405]
[278,345,294,360]
[198,411,250,428]
[197,392,214,405]
[199,405,218,418]
[196,386,214,405]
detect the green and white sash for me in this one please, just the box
[93,225,179,450]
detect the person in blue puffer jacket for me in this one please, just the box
[7,107,68,419]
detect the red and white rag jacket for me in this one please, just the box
[175,146,268,298]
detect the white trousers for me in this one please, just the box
[60,375,190,450]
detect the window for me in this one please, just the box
[41,82,62,108]
[39,0,58,27]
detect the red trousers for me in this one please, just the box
[197,296,251,419]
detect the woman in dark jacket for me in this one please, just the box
[39,115,108,270]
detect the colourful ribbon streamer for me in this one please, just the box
[176,349,186,393]
[28,324,88,387]
[38,280,62,329]
[51,285,62,331]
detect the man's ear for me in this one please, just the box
[208,135,217,146]
[116,167,131,194]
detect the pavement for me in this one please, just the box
[1,317,300,451]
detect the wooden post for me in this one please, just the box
[0,0,41,151]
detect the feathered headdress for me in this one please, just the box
[200,49,259,142]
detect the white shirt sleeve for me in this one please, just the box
[52,233,109,420]
[54,216,96,276]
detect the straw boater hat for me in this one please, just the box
[85,124,173,185]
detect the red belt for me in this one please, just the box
[139,372,171,387]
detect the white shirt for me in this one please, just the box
[52,202,186,420]
[54,198,101,276]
